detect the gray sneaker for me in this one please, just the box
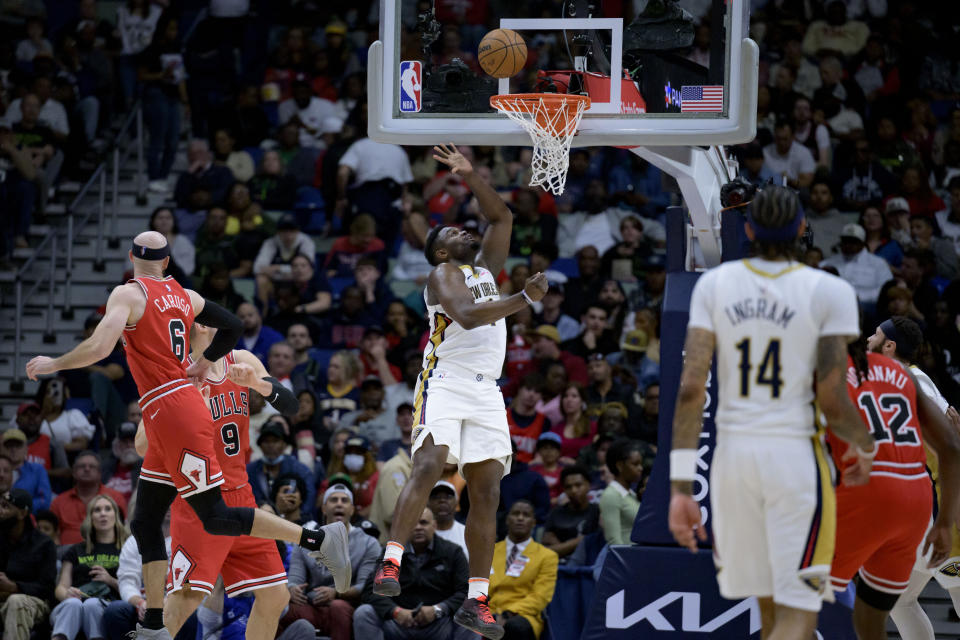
[134,624,173,639]
[307,521,352,593]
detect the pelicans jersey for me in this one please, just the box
[124,276,224,498]
[829,353,931,601]
[167,351,285,598]
[412,263,512,472]
[687,258,859,612]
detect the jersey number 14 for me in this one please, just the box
[735,338,783,398]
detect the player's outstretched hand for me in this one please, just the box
[668,492,706,552]
[840,446,873,486]
[227,362,260,388]
[432,143,473,175]
[26,356,57,381]
[924,519,952,568]
[523,272,549,302]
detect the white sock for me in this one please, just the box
[467,578,489,600]
[384,541,404,565]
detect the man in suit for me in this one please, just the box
[489,500,559,640]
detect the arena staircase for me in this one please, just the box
[0,105,172,422]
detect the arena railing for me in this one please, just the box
[10,102,144,393]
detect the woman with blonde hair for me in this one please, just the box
[51,494,128,640]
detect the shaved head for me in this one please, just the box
[134,231,168,249]
[130,231,170,275]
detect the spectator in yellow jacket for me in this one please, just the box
[489,500,559,640]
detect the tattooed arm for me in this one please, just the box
[817,335,874,486]
[668,327,714,551]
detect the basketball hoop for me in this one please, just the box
[490,93,591,196]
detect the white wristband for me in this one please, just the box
[521,290,534,305]
[856,441,878,459]
[669,449,698,482]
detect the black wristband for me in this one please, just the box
[195,299,242,362]
[263,376,299,416]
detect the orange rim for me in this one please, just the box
[491,93,591,137]
[490,93,591,112]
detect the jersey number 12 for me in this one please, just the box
[735,338,783,398]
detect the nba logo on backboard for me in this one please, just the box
[399,61,421,113]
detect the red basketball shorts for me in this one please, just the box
[831,475,932,596]
[167,486,287,596]
[138,379,224,497]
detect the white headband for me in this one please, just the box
[323,483,354,505]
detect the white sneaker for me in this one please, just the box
[133,623,173,639]
[307,521,352,593]
[148,180,169,193]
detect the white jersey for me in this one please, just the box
[688,258,859,438]
[422,264,507,381]
[910,365,949,414]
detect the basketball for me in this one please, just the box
[478,28,528,78]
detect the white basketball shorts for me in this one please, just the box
[411,367,513,473]
[710,431,836,612]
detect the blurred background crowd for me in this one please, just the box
[1,0,960,638]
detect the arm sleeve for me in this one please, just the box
[686,270,716,332]
[117,536,144,603]
[814,275,860,337]
[194,300,243,361]
[263,377,299,416]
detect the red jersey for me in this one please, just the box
[194,351,251,490]
[506,409,547,464]
[827,353,926,481]
[122,276,195,396]
[27,434,52,469]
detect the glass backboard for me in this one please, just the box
[369,0,758,147]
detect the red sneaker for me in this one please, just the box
[373,559,401,596]
[454,595,504,640]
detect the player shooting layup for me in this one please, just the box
[371,145,548,640]
[26,232,349,640]
[668,186,877,640]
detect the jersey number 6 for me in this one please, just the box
[169,319,187,362]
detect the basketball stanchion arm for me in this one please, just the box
[630,145,733,269]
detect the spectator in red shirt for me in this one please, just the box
[14,401,70,484]
[358,326,401,385]
[529,432,567,503]
[507,374,550,464]
[50,451,128,544]
[324,213,386,278]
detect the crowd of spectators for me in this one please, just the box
[3,0,960,638]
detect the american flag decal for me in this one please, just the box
[680,86,723,112]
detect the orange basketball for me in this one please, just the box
[478,28,528,79]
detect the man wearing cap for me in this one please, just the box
[884,197,913,246]
[253,213,317,309]
[339,376,401,447]
[173,139,234,212]
[279,75,339,149]
[429,481,468,558]
[247,420,317,523]
[101,421,143,505]
[526,326,588,386]
[359,326,402,386]
[283,483,381,640]
[820,222,893,305]
[608,329,660,394]
[356,507,470,640]
[0,488,58,640]
[533,283,579,343]
[11,401,70,483]
[1,429,51,512]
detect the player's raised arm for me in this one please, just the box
[432,143,512,275]
[904,368,960,566]
[228,349,299,416]
[185,291,243,379]
[428,263,547,330]
[26,284,138,380]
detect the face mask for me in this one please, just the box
[343,453,365,472]
[263,454,284,466]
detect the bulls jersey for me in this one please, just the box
[190,352,251,490]
[122,276,194,395]
[687,258,859,437]
[827,353,926,480]
[422,264,506,380]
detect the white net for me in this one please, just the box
[491,94,590,196]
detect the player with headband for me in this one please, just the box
[27,231,350,639]
[668,186,876,640]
